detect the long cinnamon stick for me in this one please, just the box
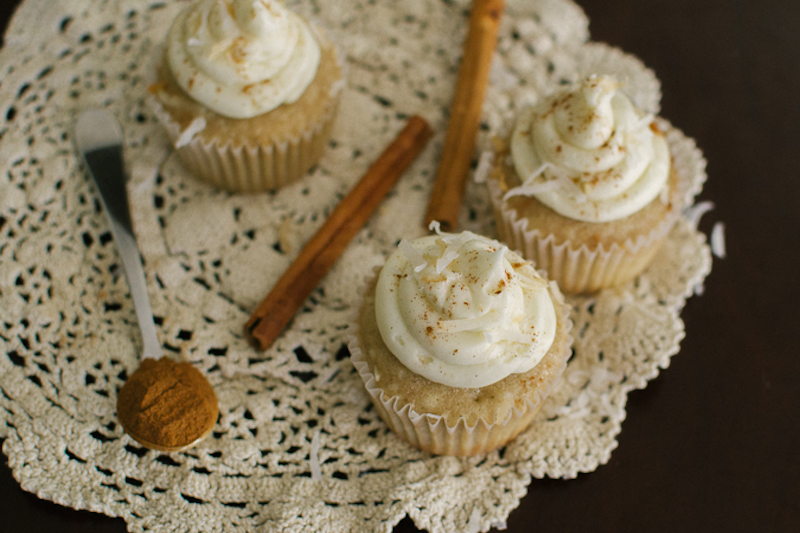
[246,116,433,350]
[424,0,504,231]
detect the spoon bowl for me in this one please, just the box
[75,109,218,452]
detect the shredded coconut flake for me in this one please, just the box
[684,201,715,229]
[466,508,483,533]
[693,281,706,296]
[175,117,206,148]
[504,178,563,200]
[310,430,322,481]
[557,174,588,203]
[436,247,460,274]
[398,239,427,272]
[430,221,468,273]
[517,274,547,291]
[504,162,562,200]
[711,222,726,258]
[526,162,553,184]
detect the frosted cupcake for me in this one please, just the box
[487,75,687,293]
[350,227,572,456]
[150,0,344,192]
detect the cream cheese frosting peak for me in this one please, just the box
[507,75,670,222]
[167,0,321,119]
[374,229,557,389]
[554,76,617,152]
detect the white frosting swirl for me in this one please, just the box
[374,229,557,389]
[508,75,670,222]
[167,0,321,119]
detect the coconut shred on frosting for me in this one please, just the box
[167,0,321,119]
[507,75,670,223]
[374,226,557,389]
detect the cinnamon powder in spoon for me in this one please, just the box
[117,357,218,450]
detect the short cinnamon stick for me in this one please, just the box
[424,0,505,231]
[246,116,433,351]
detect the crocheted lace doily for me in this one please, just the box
[0,1,712,531]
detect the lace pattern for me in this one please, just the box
[0,0,711,531]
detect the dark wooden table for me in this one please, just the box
[2,1,798,532]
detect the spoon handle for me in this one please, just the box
[107,218,162,360]
[76,110,161,360]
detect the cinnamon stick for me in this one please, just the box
[246,116,433,351]
[424,0,505,231]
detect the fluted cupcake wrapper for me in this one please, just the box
[149,24,346,193]
[151,98,340,192]
[348,268,573,457]
[487,119,706,294]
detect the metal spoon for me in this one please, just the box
[75,109,218,452]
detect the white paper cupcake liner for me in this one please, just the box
[154,102,340,192]
[487,119,706,293]
[348,268,573,457]
[149,25,346,193]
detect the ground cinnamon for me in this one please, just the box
[116,356,218,451]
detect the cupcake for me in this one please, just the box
[487,75,688,293]
[350,226,572,456]
[149,0,345,192]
